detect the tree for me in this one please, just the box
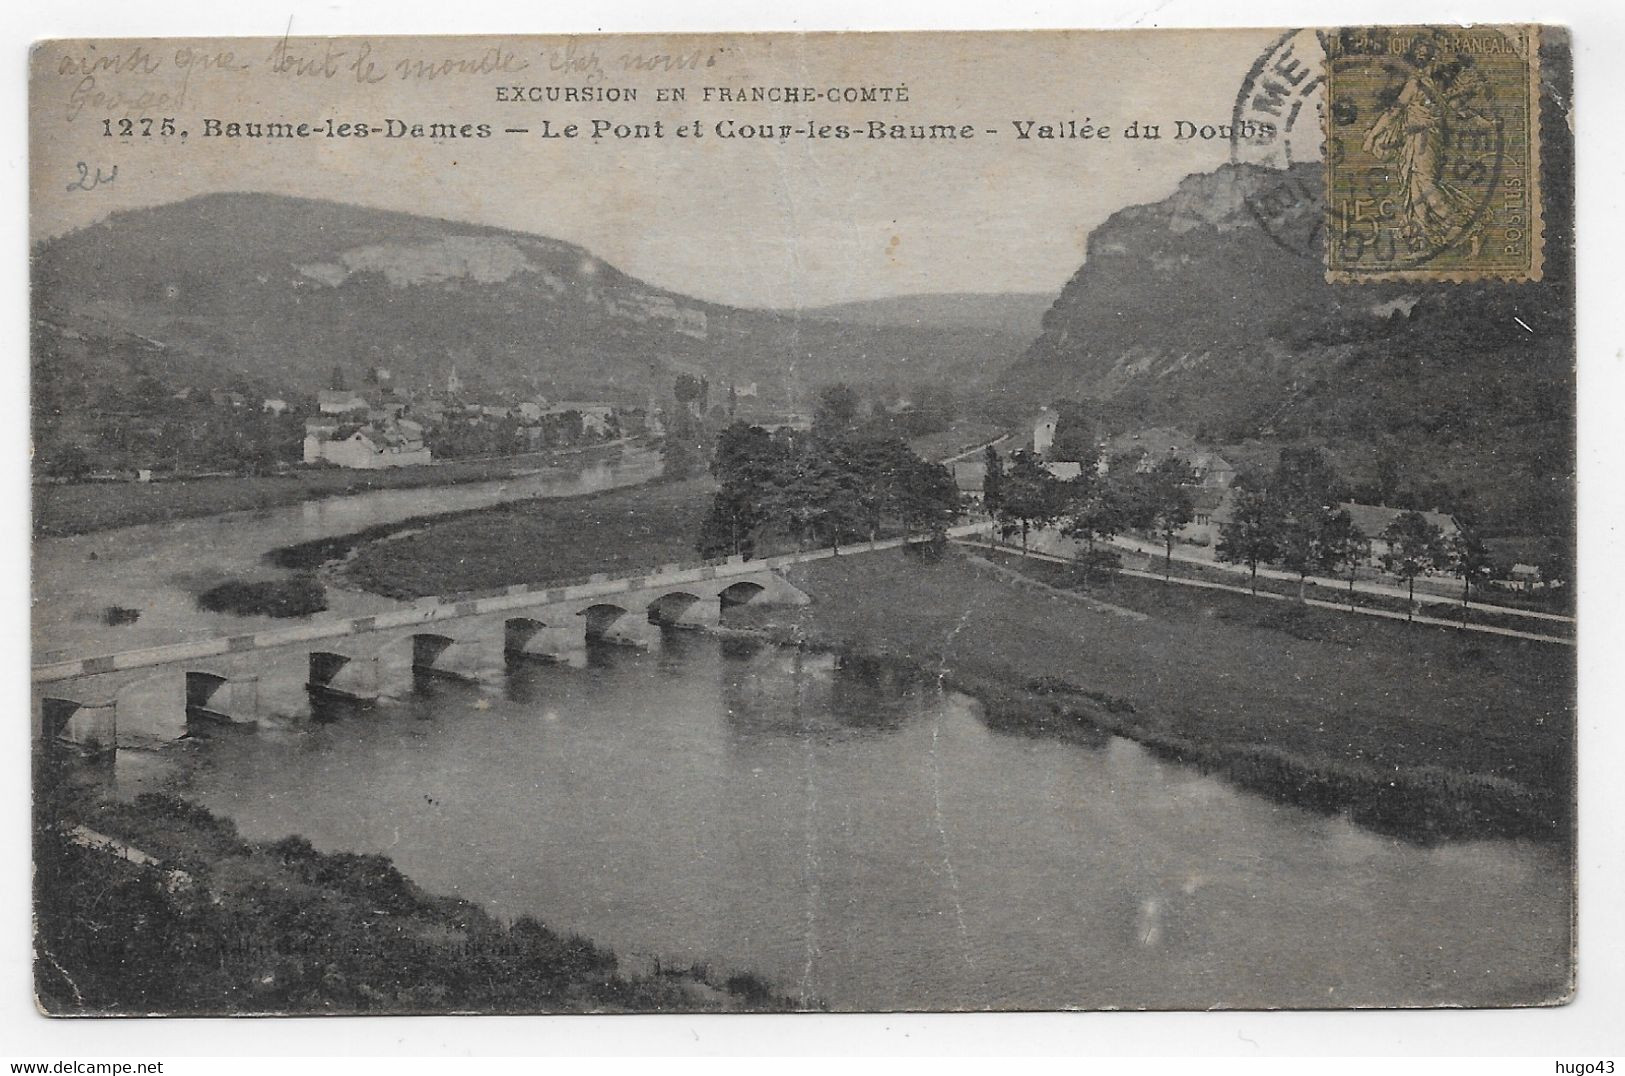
[1271,446,1343,510]
[997,450,1068,557]
[1215,487,1281,594]
[659,428,700,482]
[698,423,785,557]
[1049,400,1097,464]
[673,374,705,415]
[1315,508,1369,607]
[1446,522,1493,615]
[329,364,347,392]
[1380,511,1448,621]
[1268,446,1344,599]
[812,383,861,436]
[1132,456,1196,577]
[981,444,1005,516]
[895,457,962,540]
[1062,482,1125,555]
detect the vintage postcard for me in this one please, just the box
[29,28,1575,1015]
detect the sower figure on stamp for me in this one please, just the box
[1360,60,1493,256]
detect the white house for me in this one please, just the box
[1033,410,1058,457]
[304,423,431,469]
[1339,502,1461,565]
[318,390,371,416]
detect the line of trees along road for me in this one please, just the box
[985,444,1197,571]
[984,442,1506,615]
[695,419,961,560]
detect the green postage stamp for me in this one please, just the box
[1322,25,1543,282]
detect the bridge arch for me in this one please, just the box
[646,590,706,626]
[719,580,768,608]
[411,633,457,669]
[581,603,632,640]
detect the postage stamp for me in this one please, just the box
[1321,25,1543,282]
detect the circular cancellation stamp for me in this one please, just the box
[1230,29,1328,263]
[1234,26,1543,283]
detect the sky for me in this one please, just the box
[31,29,1281,308]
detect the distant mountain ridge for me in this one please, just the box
[791,292,1055,339]
[30,193,1035,409]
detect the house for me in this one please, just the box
[304,415,341,436]
[1102,428,1235,487]
[1032,410,1058,457]
[552,402,617,437]
[304,420,431,469]
[1044,461,1083,482]
[516,401,546,423]
[262,398,289,415]
[318,390,371,416]
[953,460,988,509]
[209,389,246,409]
[1496,562,1544,591]
[1338,502,1461,565]
[1178,487,1238,546]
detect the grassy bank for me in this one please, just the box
[268,476,714,599]
[33,440,634,538]
[725,549,1575,844]
[33,766,793,1014]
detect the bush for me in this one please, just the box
[197,575,327,617]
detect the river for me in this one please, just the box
[116,630,1569,1011]
[31,445,662,664]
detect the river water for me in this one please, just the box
[31,445,661,664]
[123,631,1570,1011]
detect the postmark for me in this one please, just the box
[1230,28,1328,262]
[1321,25,1542,282]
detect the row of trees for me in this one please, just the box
[695,421,960,559]
[1213,448,1492,613]
[982,445,1198,570]
[983,441,1505,614]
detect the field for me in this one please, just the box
[331,477,716,599]
[32,441,631,537]
[730,548,1576,843]
[905,420,1008,462]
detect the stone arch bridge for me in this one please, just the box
[32,552,824,753]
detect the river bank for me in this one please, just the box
[722,548,1575,845]
[34,439,638,538]
[33,755,795,1015]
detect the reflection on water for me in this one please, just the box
[137,631,1572,1011]
[33,447,660,662]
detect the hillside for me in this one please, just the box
[793,292,1054,339]
[1003,42,1574,538]
[30,194,1027,411]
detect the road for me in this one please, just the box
[959,539,1573,647]
[1096,532,1573,625]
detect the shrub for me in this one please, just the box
[197,575,327,617]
